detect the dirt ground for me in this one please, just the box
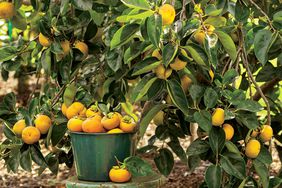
[0,75,280,188]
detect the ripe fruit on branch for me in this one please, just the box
[22,126,41,144]
[155,64,172,80]
[152,49,162,60]
[0,2,14,19]
[13,119,26,136]
[39,33,51,47]
[245,139,261,158]
[260,125,273,142]
[75,41,88,58]
[158,4,175,25]
[180,75,192,93]
[153,111,164,126]
[60,40,70,57]
[222,123,234,140]
[211,108,224,126]
[170,50,188,71]
[34,114,52,134]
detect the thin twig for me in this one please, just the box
[26,70,41,105]
[248,0,275,31]
[51,76,76,108]
[241,50,271,125]
[180,0,187,20]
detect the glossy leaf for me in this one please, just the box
[220,152,246,179]
[205,165,221,188]
[215,30,237,61]
[154,148,174,176]
[193,111,212,133]
[187,139,210,156]
[167,79,190,115]
[204,87,218,108]
[162,43,178,67]
[139,104,166,138]
[253,159,269,188]
[110,24,140,49]
[222,69,238,85]
[254,30,277,65]
[132,57,160,76]
[147,14,162,48]
[209,127,225,156]
[121,0,151,10]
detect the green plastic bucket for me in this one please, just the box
[70,132,136,182]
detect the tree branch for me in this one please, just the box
[253,77,281,101]
[248,0,276,31]
[241,50,271,125]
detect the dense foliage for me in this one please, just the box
[0,0,281,187]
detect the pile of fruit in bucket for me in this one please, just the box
[63,101,137,183]
[62,102,136,134]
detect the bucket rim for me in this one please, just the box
[69,131,137,136]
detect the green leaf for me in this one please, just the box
[154,148,174,176]
[193,111,212,133]
[167,139,187,163]
[189,84,205,104]
[51,123,67,146]
[0,46,17,62]
[162,43,178,67]
[110,24,140,49]
[204,16,226,27]
[222,69,238,85]
[12,11,27,30]
[121,0,151,10]
[205,165,221,188]
[209,127,225,156]
[132,57,161,76]
[257,146,272,166]
[135,77,157,102]
[254,30,277,65]
[20,147,32,172]
[41,48,51,75]
[235,111,259,129]
[187,139,210,156]
[205,5,223,16]
[234,100,263,112]
[147,14,162,48]
[184,45,208,66]
[235,0,250,22]
[125,156,155,177]
[225,141,241,155]
[7,149,20,173]
[220,152,246,179]
[139,104,166,138]
[3,123,16,139]
[167,79,190,115]
[204,87,218,108]
[253,159,269,188]
[63,82,77,107]
[117,10,153,22]
[30,145,47,166]
[72,0,93,10]
[60,0,69,15]
[215,30,237,61]
[269,177,282,188]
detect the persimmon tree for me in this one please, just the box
[0,0,281,187]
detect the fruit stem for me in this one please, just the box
[114,156,122,168]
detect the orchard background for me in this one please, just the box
[0,0,281,187]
